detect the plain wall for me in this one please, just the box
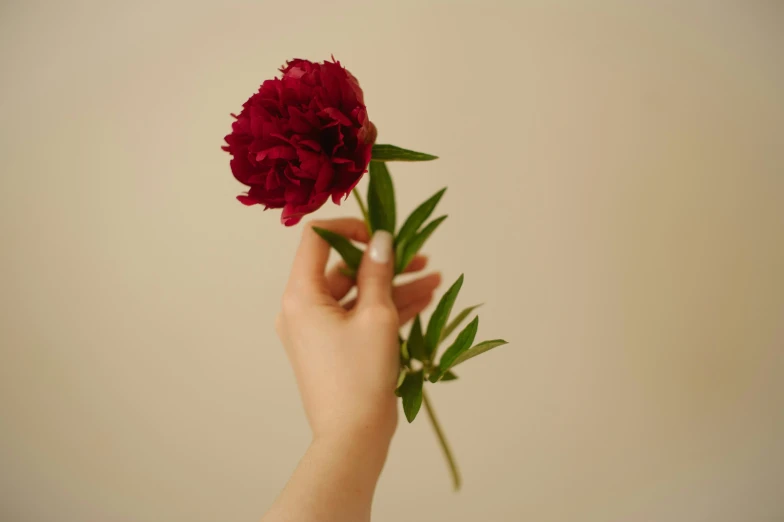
[1,1,783,521]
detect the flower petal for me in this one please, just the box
[319,107,352,126]
[224,57,370,226]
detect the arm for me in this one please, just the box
[262,431,390,522]
[262,218,441,522]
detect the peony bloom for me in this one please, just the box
[223,58,376,226]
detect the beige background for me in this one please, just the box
[1,1,783,521]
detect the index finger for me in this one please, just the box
[288,218,370,298]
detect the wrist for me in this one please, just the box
[311,423,393,475]
[310,398,398,450]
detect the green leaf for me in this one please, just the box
[394,368,406,397]
[312,227,363,271]
[424,274,464,360]
[452,339,509,368]
[371,144,438,162]
[407,315,426,361]
[440,303,484,343]
[400,340,410,362]
[400,370,424,422]
[440,370,459,381]
[430,316,479,382]
[367,161,396,234]
[396,215,447,273]
[396,187,447,249]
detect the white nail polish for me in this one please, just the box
[368,230,393,264]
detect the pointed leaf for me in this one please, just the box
[430,316,479,382]
[371,144,438,162]
[396,215,447,273]
[312,227,363,271]
[400,340,410,362]
[452,339,509,368]
[400,370,424,422]
[407,315,426,361]
[396,188,447,249]
[440,303,484,343]
[367,161,395,233]
[440,370,459,381]
[424,274,464,360]
[394,368,407,397]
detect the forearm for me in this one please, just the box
[261,431,391,522]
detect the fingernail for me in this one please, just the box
[368,230,393,264]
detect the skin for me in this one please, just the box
[262,218,441,522]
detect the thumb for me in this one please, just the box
[356,230,395,308]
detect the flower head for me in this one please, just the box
[223,58,375,226]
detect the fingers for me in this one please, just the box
[324,263,355,301]
[402,255,428,274]
[397,294,435,325]
[343,272,441,324]
[287,218,369,300]
[344,295,434,326]
[391,272,440,324]
[326,254,429,301]
[394,272,440,324]
[355,230,395,309]
[392,272,441,309]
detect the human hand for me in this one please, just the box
[275,218,442,448]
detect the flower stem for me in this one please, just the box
[422,389,461,490]
[352,188,371,234]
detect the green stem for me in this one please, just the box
[422,389,461,490]
[352,188,371,234]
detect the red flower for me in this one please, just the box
[223,58,376,226]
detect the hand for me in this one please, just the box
[275,218,441,446]
[264,218,440,522]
